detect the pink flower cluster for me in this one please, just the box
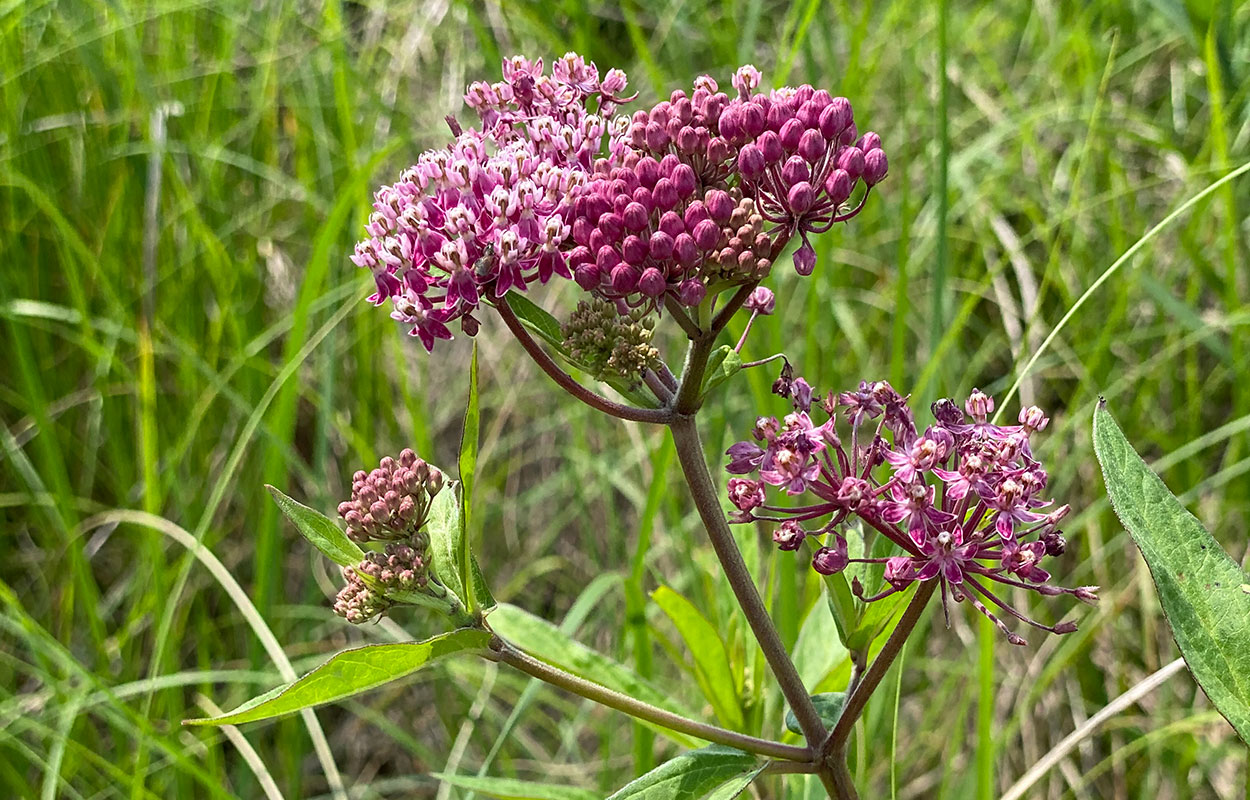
[352,56,887,349]
[726,382,1096,644]
[351,55,629,349]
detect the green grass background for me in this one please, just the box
[2,0,1249,797]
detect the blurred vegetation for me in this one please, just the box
[2,0,1248,797]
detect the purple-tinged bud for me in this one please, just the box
[812,544,849,575]
[819,98,852,138]
[651,178,679,211]
[683,201,709,229]
[705,190,734,223]
[742,102,766,137]
[337,501,354,518]
[774,521,806,551]
[857,131,882,153]
[824,169,852,205]
[636,156,660,188]
[693,219,721,250]
[1019,405,1049,432]
[787,182,815,215]
[766,103,790,132]
[836,147,865,181]
[718,105,742,142]
[676,125,699,153]
[610,263,640,294]
[600,212,624,241]
[781,156,810,188]
[596,245,621,272]
[648,231,675,261]
[677,278,706,306]
[797,100,822,129]
[798,128,827,162]
[838,121,858,146]
[674,234,700,267]
[1075,586,1099,605]
[645,121,669,151]
[671,163,697,198]
[737,143,765,180]
[793,239,816,276]
[621,235,647,265]
[425,467,443,494]
[622,202,650,232]
[397,495,417,521]
[863,149,888,186]
[658,211,685,238]
[744,286,775,315]
[757,131,783,164]
[399,449,418,468]
[629,123,648,149]
[639,267,666,297]
[706,136,731,165]
[779,118,804,152]
[574,263,600,290]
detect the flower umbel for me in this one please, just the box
[725,381,1096,644]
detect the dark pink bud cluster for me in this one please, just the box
[333,449,449,624]
[620,75,735,188]
[719,66,886,276]
[337,448,443,544]
[725,380,1094,644]
[567,160,775,308]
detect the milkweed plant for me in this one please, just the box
[190,54,1250,798]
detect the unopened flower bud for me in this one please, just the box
[812,543,849,575]
[744,286,775,315]
[793,240,816,276]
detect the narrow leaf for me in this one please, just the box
[470,554,497,612]
[184,629,490,726]
[460,342,481,612]
[785,692,846,735]
[266,485,364,567]
[702,765,767,799]
[652,586,745,730]
[425,483,465,605]
[430,773,597,800]
[792,598,847,690]
[606,746,758,800]
[700,345,743,399]
[504,292,566,351]
[1094,400,1250,742]
[488,604,698,747]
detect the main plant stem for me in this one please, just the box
[487,636,812,762]
[669,411,837,795]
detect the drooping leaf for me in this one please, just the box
[785,692,846,735]
[605,746,758,800]
[504,292,567,352]
[652,586,745,731]
[488,604,698,747]
[1094,400,1250,742]
[701,765,766,800]
[184,629,490,726]
[430,773,597,800]
[425,483,465,606]
[700,345,743,399]
[460,342,481,612]
[266,485,364,567]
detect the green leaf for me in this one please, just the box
[1094,400,1250,743]
[266,485,364,567]
[785,692,846,735]
[184,629,490,726]
[460,342,481,613]
[504,292,566,351]
[470,554,497,613]
[846,586,912,652]
[652,586,745,731]
[430,773,597,800]
[701,765,766,800]
[488,604,699,747]
[792,598,848,690]
[425,483,465,606]
[700,345,743,399]
[606,746,758,799]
